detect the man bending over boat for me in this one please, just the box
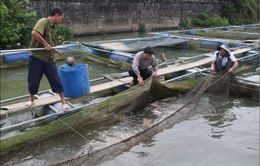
[211,44,239,74]
[129,46,158,86]
[25,8,69,111]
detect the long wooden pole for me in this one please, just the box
[0,46,63,53]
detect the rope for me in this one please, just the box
[55,116,89,142]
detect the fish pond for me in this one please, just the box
[0,32,259,166]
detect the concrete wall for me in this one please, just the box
[31,0,220,35]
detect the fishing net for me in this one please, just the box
[53,73,231,166]
[84,36,188,52]
[2,68,256,161]
[62,42,131,70]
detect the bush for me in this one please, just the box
[138,22,146,33]
[0,0,36,49]
[179,18,192,29]
[56,26,74,44]
[192,13,230,28]
[220,0,259,24]
[208,15,230,27]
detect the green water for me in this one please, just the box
[0,61,121,100]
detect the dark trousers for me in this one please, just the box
[128,68,152,85]
[28,56,63,95]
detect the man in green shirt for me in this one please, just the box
[26,7,69,111]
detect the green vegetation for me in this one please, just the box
[138,22,146,33]
[192,13,230,28]
[221,0,259,24]
[180,0,259,29]
[56,26,74,45]
[0,0,73,49]
[0,0,36,49]
[179,18,192,29]
[180,13,230,29]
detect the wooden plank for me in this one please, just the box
[1,95,62,116]
[232,48,252,55]
[0,77,133,116]
[158,57,212,75]
[90,77,132,93]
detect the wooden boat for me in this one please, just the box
[0,47,258,156]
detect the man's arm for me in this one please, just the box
[132,53,144,86]
[32,30,64,57]
[228,60,239,73]
[151,56,158,76]
[31,30,52,50]
[211,60,216,72]
[228,54,239,73]
[210,53,218,72]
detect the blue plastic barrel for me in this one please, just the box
[59,64,90,97]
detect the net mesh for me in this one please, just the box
[53,73,231,166]
[62,43,131,70]
[85,37,188,52]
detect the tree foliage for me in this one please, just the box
[56,26,74,45]
[221,0,259,24]
[192,13,230,28]
[180,0,259,29]
[180,13,230,29]
[0,0,74,49]
[0,0,36,49]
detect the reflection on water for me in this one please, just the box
[202,96,237,139]
[101,96,259,166]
